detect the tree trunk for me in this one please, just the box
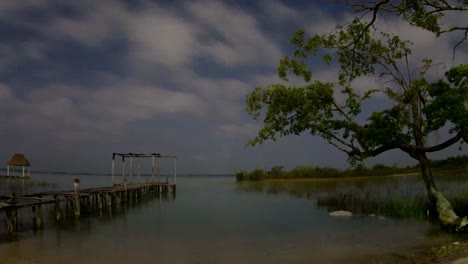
[418,153,468,232]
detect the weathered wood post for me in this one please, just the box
[99,193,103,210]
[157,158,161,183]
[107,193,112,206]
[54,195,61,220]
[73,179,80,216]
[6,209,14,233]
[124,178,128,202]
[137,158,141,184]
[152,155,155,183]
[112,153,115,186]
[122,156,126,182]
[6,192,18,233]
[32,205,42,230]
[130,155,133,183]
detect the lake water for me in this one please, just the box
[1,172,468,263]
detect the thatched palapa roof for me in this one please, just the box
[8,153,31,166]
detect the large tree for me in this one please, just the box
[246,1,468,230]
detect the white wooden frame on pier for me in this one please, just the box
[111,153,177,185]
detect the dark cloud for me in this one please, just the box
[0,0,465,174]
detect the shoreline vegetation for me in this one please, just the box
[236,155,468,181]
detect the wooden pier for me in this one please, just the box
[0,179,176,234]
[1,152,177,235]
[0,175,31,180]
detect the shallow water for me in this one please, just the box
[1,172,468,263]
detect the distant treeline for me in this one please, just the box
[236,155,468,181]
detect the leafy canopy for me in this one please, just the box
[343,0,468,52]
[246,17,467,163]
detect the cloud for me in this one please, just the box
[2,81,206,143]
[190,77,249,122]
[0,0,48,13]
[0,44,17,72]
[259,0,299,23]
[50,6,120,47]
[125,5,200,69]
[187,0,283,66]
[216,123,261,139]
[0,0,465,173]
[87,85,206,122]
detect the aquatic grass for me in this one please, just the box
[315,192,429,219]
[236,172,468,220]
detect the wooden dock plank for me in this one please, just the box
[0,182,176,211]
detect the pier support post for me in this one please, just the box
[5,208,18,233]
[124,179,128,202]
[157,158,160,183]
[54,195,61,220]
[99,194,103,210]
[107,193,112,206]
[73,179,81,217]
[112,157,115,186]
[32,204,42,230]
[130,156,133,183]
[138,158,141,183]
[152,155,155,183]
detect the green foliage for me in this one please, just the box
[235,155,468,181]
[402,0,443,34]
[425,65,468,138]
[246,8,467,165]
[429,155,468,171]
[247,82,335,146]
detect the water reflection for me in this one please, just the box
[236,172,468,220]
[2,174,468,263]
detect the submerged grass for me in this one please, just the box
[237,171,468,220]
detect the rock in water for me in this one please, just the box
[329,210,353,217]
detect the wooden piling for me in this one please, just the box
[32,205,42,230]
[54,195,61,220]
[73,179,80,216]
[124,179,128,202]
[1,180,176,234]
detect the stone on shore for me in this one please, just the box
[329,210,352,217]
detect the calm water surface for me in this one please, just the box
[1,172,468,263]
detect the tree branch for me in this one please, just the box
[361,0,390,33]
[425,0,468,14]
[326,131,357,150]
[423,132,463,153]
[332,101,354,122]
[327,139,354,154]
[451,28,467,59]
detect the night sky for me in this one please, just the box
[0,0,466,174]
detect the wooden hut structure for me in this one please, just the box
[7,153,31,178]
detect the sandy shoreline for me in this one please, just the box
[2,238,468,264]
